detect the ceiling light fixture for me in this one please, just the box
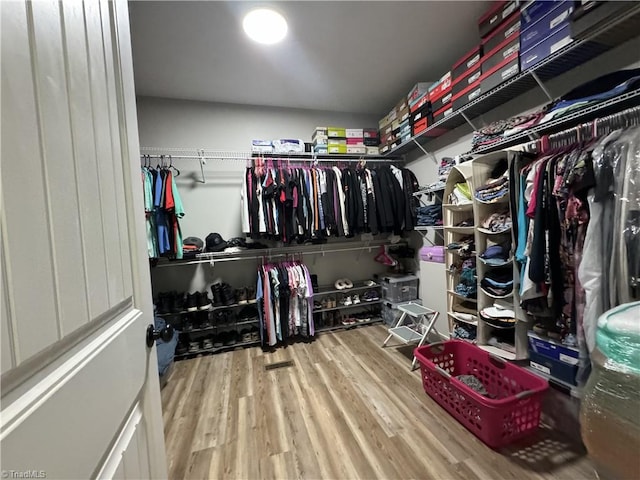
[242,8,288,45]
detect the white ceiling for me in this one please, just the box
[129,1,492,115]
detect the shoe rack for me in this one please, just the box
[312,280,383,331]
[443,162,478,344]
[471,151,530,361]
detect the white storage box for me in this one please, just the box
[381,274,419,303]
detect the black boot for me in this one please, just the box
[211,283,224,307]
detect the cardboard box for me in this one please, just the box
[364,137,379,146]
[521,0,571,29]
[433,102,454,124]
[312,136,328,146]
[397,105,411,123]
[395,97,408,114]
[528,332,579,364]
[325,138,346,146]
[520,23,573,70]
[570,1,636,40]
[346,138,364,146]
[452,62,483,96]
[452,80,483,111]
[327,127,346,138]
[378,115,390,130]
[327,144,347,154]
[381,123,393,136]
[366,146,380,155]
[452,45,483,81]
[529,350,578,386]
[478,0,520,38]
[346,146,367,154]
[520,2,575,52]
[407,82,431,107]
[412,117,429,136]
[346,128,364,138]
[409,92,430,113]
[363,128,379,138]
[483,11,521,56]
[380,144,391,154]
[313,145,328,154]
[429,71,452,113]
[410,102,432,125]
[480,52,520,93]
[482,33,520,74]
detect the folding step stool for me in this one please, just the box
[382,302,440,370]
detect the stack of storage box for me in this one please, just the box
[430,72,453,124]
[478,1,522,95]
[520,0,575,71]
[379,110,395,154]
[451,46,483,112]
[408,82,432,136]
[380,274,421,327]
[312,127,380,155]
[390,97,411,150]
[311,127,328,154]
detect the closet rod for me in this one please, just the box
[140,153,401,164]
[153,239,407,268]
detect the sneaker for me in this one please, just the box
[240,329,252,343]
[341,296,353,306]
[363,280,377,287]
[188,341,200,353]
[249,326,260,342]
[237,288,248,305]
[363,289,380,302]
[172,292,186,313]
[156,292,171,315]
[213,335,223,348]
[352,294,361,304]
[202,338,214,349]
[328,296,337,308]
[185,293,198,312]
[238,305,258,322]
[313,301,322,310]
[197,292,211,311]
[183,320,193,332]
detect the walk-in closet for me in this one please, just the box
[2,1,639,479]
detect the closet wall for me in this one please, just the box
[136,97,396,296]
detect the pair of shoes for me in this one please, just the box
[249,326,260,342]
[314,300,322,310]
[211,283,236,306]
[202,338,214,349]
[156,291,186,314]
[334,278,354,290]
[341,317,356,326]
[363,289,380,302]
[341,296,353,307]
[325,296,337,308]
[363,280,377,287]
[188,341,200,353]
[352,294,361,304]
[185,292,211,312]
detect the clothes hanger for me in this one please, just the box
[168,155,180,177]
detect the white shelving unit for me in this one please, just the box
[471,151,530,360]
[443,162,478,343]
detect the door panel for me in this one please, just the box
[30,0,90,336]
[61,1,111,319]
[1,310,147,479]
[1,0,60,361]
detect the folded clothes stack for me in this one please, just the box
[480,303,515,329]
[438,157,456,181]
[479,241,511,266]
[454,257,477,299]
[447,235,475,259]
[416,204,443,226]
[480,267,513,297]
[475,175,509,202]
[478,211,511,233]
[448,182,473,205]
[452,323,477,341]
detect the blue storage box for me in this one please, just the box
[521,0,574,29]
[520,23,573,70]
[527,332,579,365]
[520,2,575,52]
[529,350,578,386]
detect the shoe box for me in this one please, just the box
[327,127,347,154]
[395,97,411,124]
[482,10,521,65]
[480,51,520,94]
[407,82,431,111]
[450,46,484,112]
[520,0,575,52]
[520,1,575,71]
[433,102,454,124]
[327,127,346,138]
[429,71,453,114]
[363,128,380,146]
[366,146,380,155]
[478,0,520,38]
[528,331,580,385]
[570,1,636,41]
[346,146,367,154]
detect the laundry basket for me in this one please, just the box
[414,341,548,448]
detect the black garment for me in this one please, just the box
[375,166,404,233]
[401,168,420,231]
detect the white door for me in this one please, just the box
[1,1,168,479]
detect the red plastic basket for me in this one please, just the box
[414,340,548,448]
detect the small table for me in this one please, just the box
[382,302,440,370]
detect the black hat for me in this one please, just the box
[205,233,228,252]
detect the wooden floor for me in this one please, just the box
[161,325,595,480]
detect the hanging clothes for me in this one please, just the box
[256,260,315,347]
[241,162,418,242]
